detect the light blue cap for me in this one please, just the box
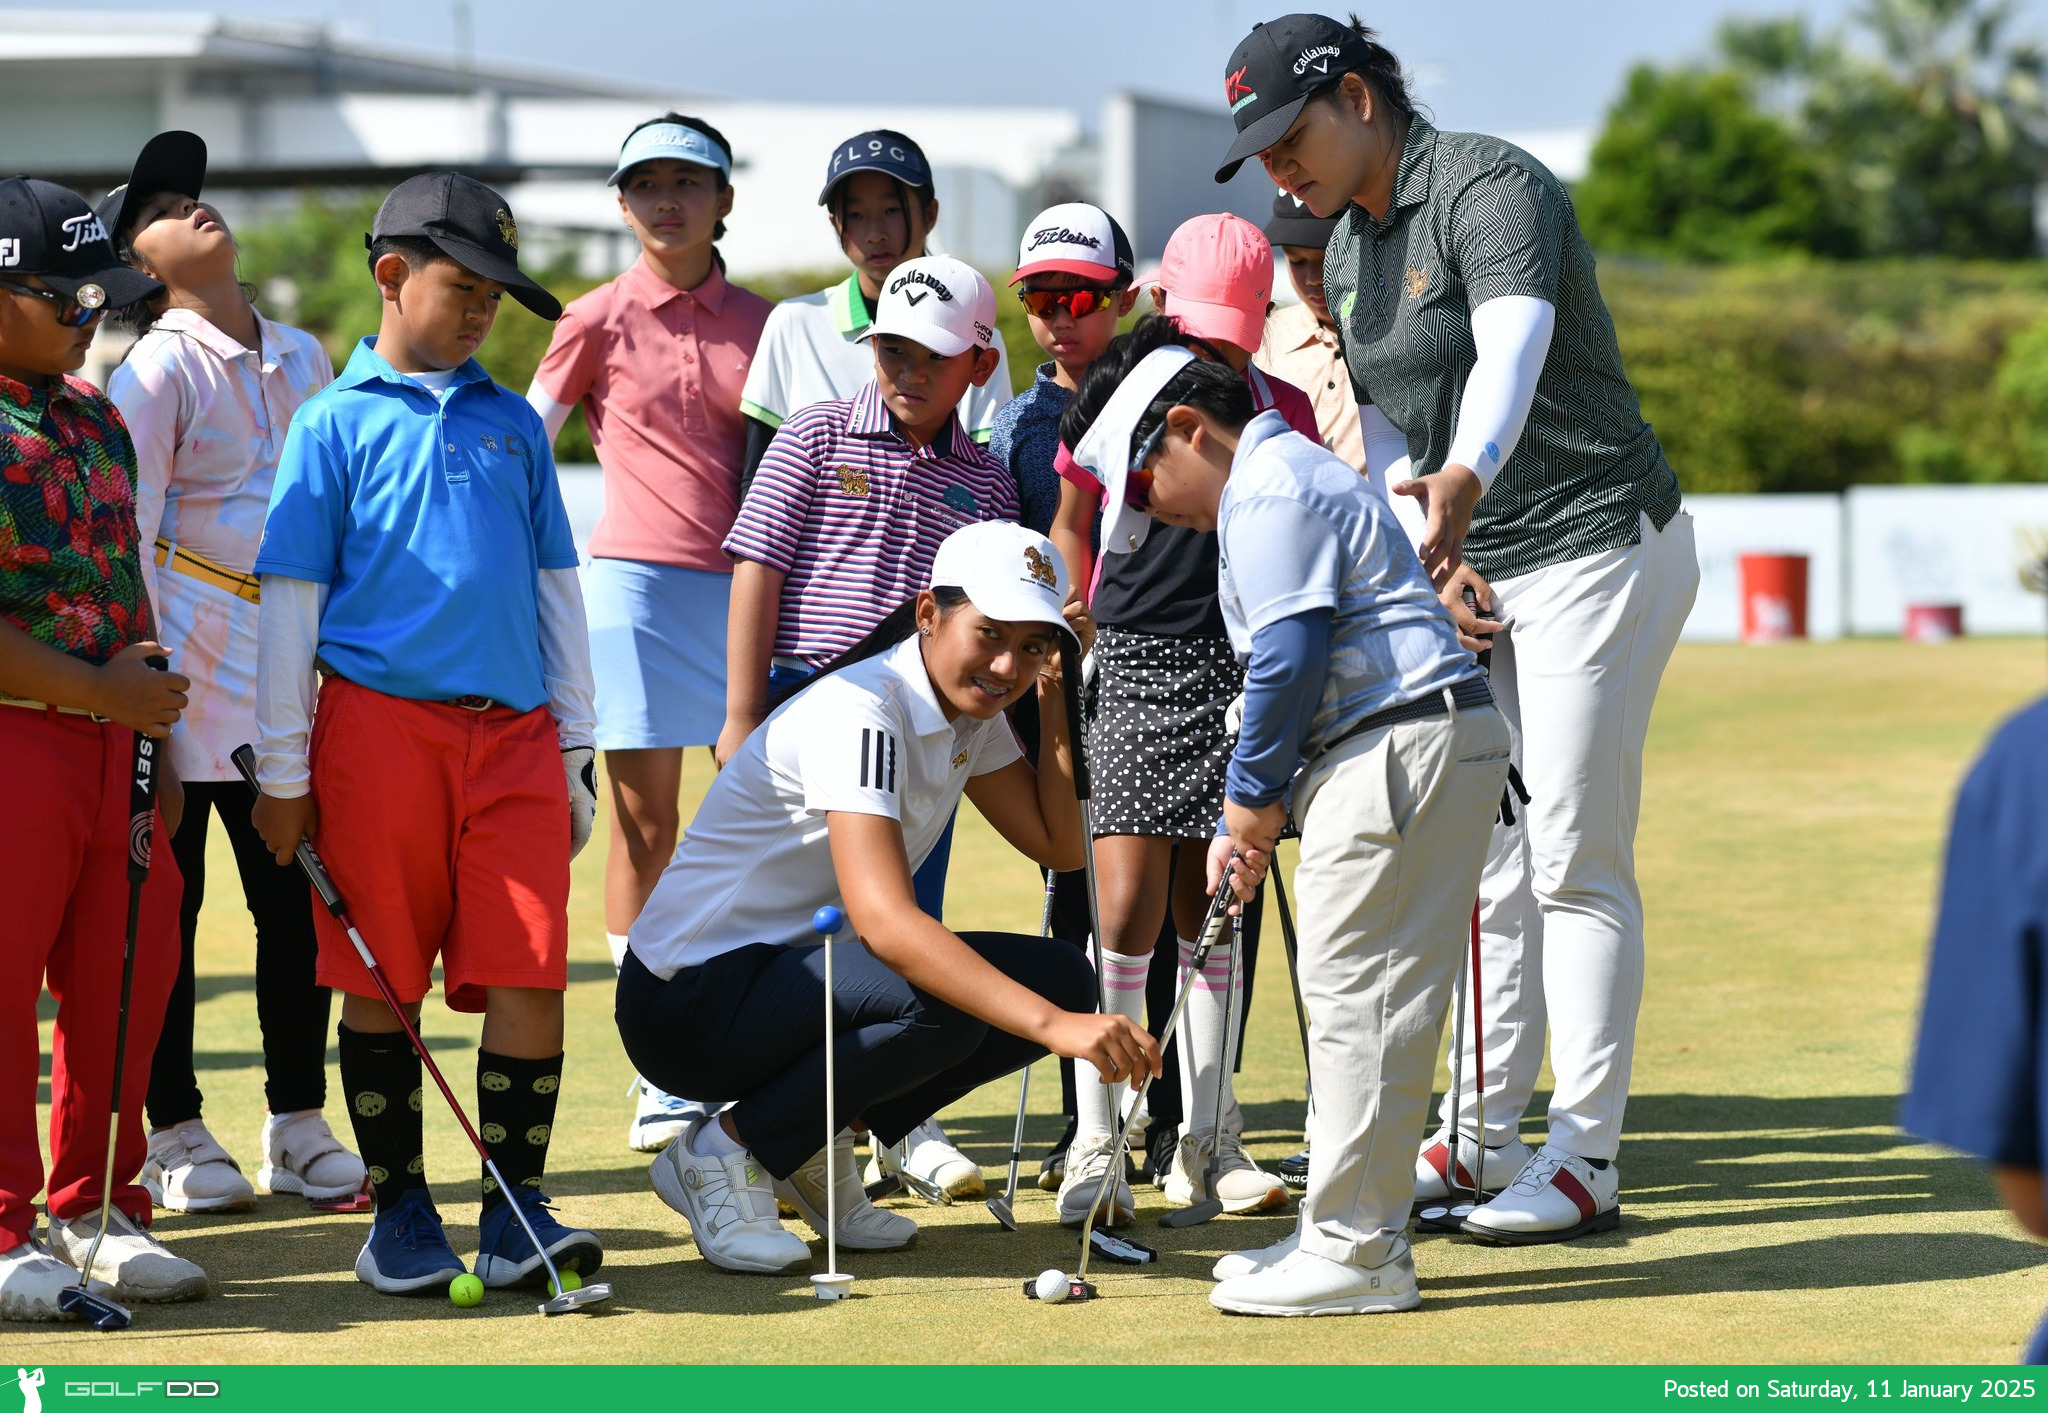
[608,122,731,186]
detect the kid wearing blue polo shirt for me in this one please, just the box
[249,174,604,1299]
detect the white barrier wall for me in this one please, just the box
[1847,485,2048,636]
[1683,494,1845,641]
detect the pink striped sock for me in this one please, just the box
[1101,951,1151,994]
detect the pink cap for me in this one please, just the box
[1157,212,1273,353]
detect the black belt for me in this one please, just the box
[1317,675,1496,759]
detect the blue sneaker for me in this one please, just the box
[354,1189,466,1295]
[474,1187,604,1290]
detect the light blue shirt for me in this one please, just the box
[255,338,579,710]
[1216,411,1474,760]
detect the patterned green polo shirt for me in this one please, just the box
[1323,117,1681,583]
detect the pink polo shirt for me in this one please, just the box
[534,258,772,572]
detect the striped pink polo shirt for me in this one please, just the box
[722,380,1021,667]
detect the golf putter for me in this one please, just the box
[1159,908,1240,1229]
[989,869,1060,1231]
[1469,900,1488,1201]
[231,746,612,1316]
[1417,911,1474,1234]
[811,906,853,1302]
[1271,867,1313,1191]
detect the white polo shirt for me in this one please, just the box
[628,634,1024,979]
[739,272,1012,444]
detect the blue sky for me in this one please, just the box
[66,0,2048,133]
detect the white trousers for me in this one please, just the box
[1295,700,1510,1268]
[1434,511,1699,1161]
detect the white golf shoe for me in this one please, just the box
[140,1118,255,1213]
[258,1109,366,1202]
[650,1120,811,1274]
[1210,1244,1420,1316]
[48,1207,209,1303]
[1212,1227,1301,1281]
[866,1118,983,1202]
[1461,1143,1621,1244]
[1056,1133,1135,1228]
[1163,1131,1290,1215]
[627,1079,694,1154]
[0,1237,80,1321]
[774,1130,917,1251]
[1413,1129,1534,1203]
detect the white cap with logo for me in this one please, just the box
[928,522,1078,650]
[865,254,997,358]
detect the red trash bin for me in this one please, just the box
[1738,554,1809,643]
[1904,603,1964,642]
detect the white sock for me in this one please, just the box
[1177,932,1240,1141]
[691,1117,744,1159]
[1074,950,1151,1141]
[607,932,630,972]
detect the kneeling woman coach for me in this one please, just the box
[616,521,1159,1275]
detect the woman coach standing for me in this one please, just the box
[1213,13,1698,1243]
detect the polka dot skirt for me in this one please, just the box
[1084,627,1244,839]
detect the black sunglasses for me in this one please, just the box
[0,278,106,328]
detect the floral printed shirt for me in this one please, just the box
[0,370,155,665]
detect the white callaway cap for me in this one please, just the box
[866,255,996,358]
[1072,346,1197,559]
[929,522,1079,651]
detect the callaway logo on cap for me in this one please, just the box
[1214,13,1378,182]
[1011,203,1134,287]
[0,175,161,311]
[865,255,996,358]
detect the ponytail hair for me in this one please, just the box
[1324,15,1419,124]
[767,586,971,711]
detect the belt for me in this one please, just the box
[0,690,105,720]
[1317,675,1496,759]
[154,538,261,604]
[314,661,500,713]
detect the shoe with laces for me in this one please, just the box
[1163,1131,1290,1215]
[650,1119,811,1274]
[141,1119,255,1213]
[0,1237,82,1321]
[888,1118,984,1203]
[1056,1133,1135,1228]
[1413,1129,1533,1203]
[1461,1143,1620,1245]
[627,1080,694,1154]
[774,1130,917,1251]
[352,1189,466,1295]
[259,1109,366,1202]
[474,1186,604,1288]
[48,1206,209,1304]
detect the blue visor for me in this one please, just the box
[608,123,731,185]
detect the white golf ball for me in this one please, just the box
[1035,1268,1071,1303]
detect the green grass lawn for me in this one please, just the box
[22,640,2048,1364]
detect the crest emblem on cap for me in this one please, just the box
[495,208,518,248]
[75,283,107,310]
[1023,546,1056,589]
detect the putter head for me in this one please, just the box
[863,1173,903,1202]
[1157,1197,1223,1228]
[1087,1227,1157,1265]
[984,1196,1017,1231]
[1414,1201,1478,1235]
[811,1272,854,1302]
[1022,1276,1097,1301]
[538,1278,613,1315]
[309,1178,374,1214]
[58,1284,132,1330]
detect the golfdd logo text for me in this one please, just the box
[44,1378,221,1400]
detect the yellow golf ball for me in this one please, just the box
[553,1270,582,1294]
[448,1274,485,1308]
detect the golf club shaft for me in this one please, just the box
[823,921,839,1279]
[1002,870,1060,1205]
[1448,911,1468,1202]
[1270,868,1313,1077]
[1201,910,1241,1198]
[1470,898,1485,1197]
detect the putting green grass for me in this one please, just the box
[22,641,2048,1364]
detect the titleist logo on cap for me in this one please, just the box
[1028,226,1101,252]
[60,212,107,252]
[888,267,955,302]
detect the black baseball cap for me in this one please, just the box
[1215,14,1377,182]
[367,172,561,321]
[95,130,208,246]
[1264,187,1337,249]
[818,130,932,205]
[0,176,162,309]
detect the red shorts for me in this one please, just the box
[307,677,569,1012]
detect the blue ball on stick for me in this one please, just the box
[812,905,844,938]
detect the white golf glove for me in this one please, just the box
[1223,691,1246,734]
[564,745,597,860]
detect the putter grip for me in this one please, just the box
[1059,635,1091,802]
[230,743,346,914]
[125,657,169,882]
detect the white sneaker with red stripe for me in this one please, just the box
[1460,1143,1620,1244]
[1413,1130,1533,1204]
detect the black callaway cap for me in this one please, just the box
[0,176,163,309]
[368,172,561,321]
[95,130,208,245]
[1264,187,1338,249]
[1215,13,1377,183]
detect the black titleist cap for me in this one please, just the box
[95,130,208,246]
[368,172,561,321]
[1215,13,1377,182]
[1264,187,1338,248]
[0,176,162,309]
[819,130,931,205]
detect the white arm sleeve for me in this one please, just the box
[1444,294,1555,491]
[253,575,327,797]
[538,566,596,750]
[1357,403,1410,503]
[525,385,574,445]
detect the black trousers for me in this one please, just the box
[616,931,1094,1180]
[147,779,332,1128]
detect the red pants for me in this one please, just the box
[307,678,569,1013]
[0,708,182,1245]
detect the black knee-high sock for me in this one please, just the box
[477,1051,563,1214]
[337,1024,426,1207]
